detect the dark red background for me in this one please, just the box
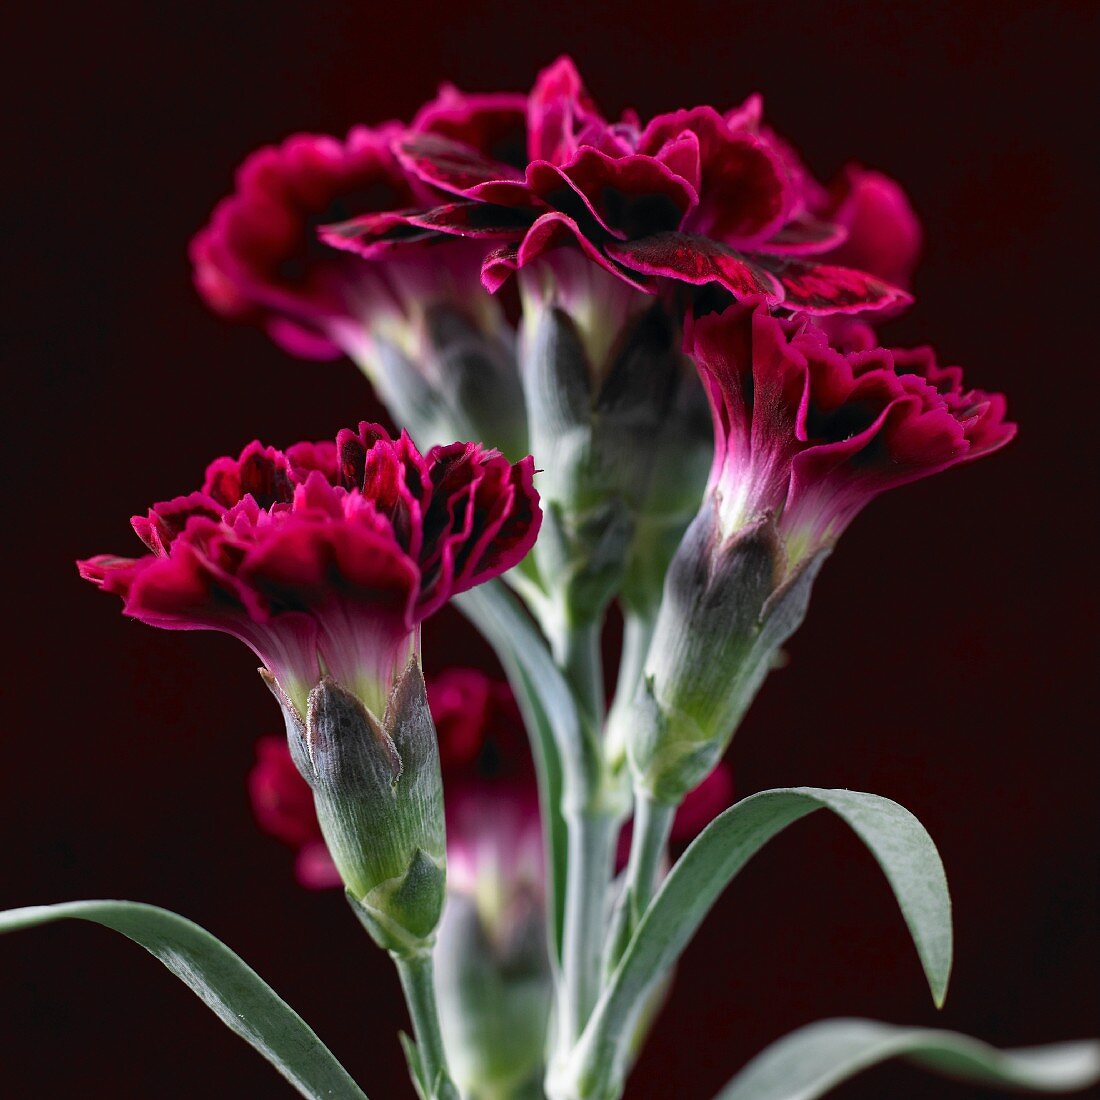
[4,2,1098,1096]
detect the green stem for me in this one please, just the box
[552,618,615,1054]
[394,951,457,1100]
[604,790,676,979]
[604,610,655,768]
[555,619,604,726]
[624,791,676,926]
[558,809,617,1051]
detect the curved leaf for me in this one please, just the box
[563,788,951,1099]
[717,1018,1100,1099]
[0,900,368,1100]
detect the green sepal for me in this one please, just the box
[399,1030,430,1100]
[346,848,446,956]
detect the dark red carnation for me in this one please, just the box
[688,301,1015,567]
[79,427,541,717]
[323,57,915,315]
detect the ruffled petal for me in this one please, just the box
[608,233,782,299]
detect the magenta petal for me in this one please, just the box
[639,106,789,241]
[821,166,923,288]
[558,147,697,238]
[465,178,544,207]
[264,316,345,360]
[318,209,437,257]
[764,216,848,256]
[411,84,528,168]
[760,257,912,315]
[406,201,534,240]
[518,212,652,290]
[652,131,702,194]
[527,55,598,164]
[608,233,782,300]
[480,243,520,292]
[395,132,522,197]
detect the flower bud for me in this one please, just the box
[434,872,551,1099]
[271,660,447,955]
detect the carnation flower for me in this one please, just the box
[78,425,541,719]
[690,301,1015,569]
[323,56,915,315]
[191,128,526,457]
[191,126,427,360]
[628,301,1014,802]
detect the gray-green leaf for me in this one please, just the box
[563,788,951,1100]
[0,900,368,1100]
[716,1018,1100,1099]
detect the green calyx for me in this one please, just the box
[627,505,829,803]
[520,294,710,629]
[268,658,447,954]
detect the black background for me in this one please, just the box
[3,2,1098,1096]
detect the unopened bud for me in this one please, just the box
[435,889,552,1099]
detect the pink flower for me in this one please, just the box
[191,126,434,360]
[689,301,1015,567]
[78,426,541,717]
[191,126,530,459]
[323,57,914,315]
[249,669,734,891]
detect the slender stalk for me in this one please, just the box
[624,791,676,926]
[604,790,676,978]
[555,618,604,725]
[551,620,622,1065]
[394,951,457,1100]
[558,809,617,1049]
[603,610,655,767]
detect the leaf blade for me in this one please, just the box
[717,1017,1100,1099]
[0,900,369,1100]
[564,788,952,1098]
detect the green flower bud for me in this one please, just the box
[434,890,552,1100]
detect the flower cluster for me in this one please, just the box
[79,426,540,716]
[324,57,917,314]
[69,54,1032,1100]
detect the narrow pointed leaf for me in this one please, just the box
[0,900,368,1100]
[717,1018,1100,1099]
[566,788,951,1099]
